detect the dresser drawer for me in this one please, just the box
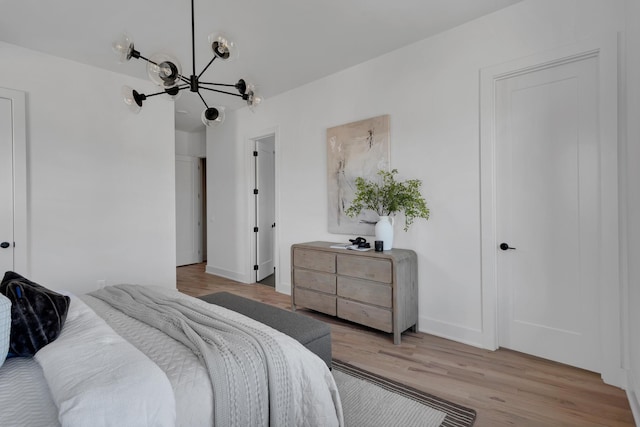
[293,248,336,273]
[294,288,336,316]
[337,276,391,308]
[337,299,392,332]
[337,255,392,283]
[293,269,336,294]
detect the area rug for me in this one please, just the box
[332,360,476,427]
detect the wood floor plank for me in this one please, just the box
[177,263,635,427]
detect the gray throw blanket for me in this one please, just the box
[90,284,294,427]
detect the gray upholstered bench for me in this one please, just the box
[198,292,332,367]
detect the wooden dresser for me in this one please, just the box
[291,241,418,344]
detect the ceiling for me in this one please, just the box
[0,0,522,132]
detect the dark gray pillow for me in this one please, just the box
[0,271,70,357]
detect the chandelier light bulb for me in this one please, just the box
[244,82,262,110]
[147,53,183,87]
[208,33,239,61]
[160,63,176,80]
[121,86,143,113]
[248,92,262,108]
[201,106,226,127]
[112,33,134,63]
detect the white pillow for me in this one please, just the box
[0,294,11,368]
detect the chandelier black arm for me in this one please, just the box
[179,75,190,84]
[197,56,217,80]
[191,0,196,77]
[199,86,244,98]
[197,91,210,109]
[198,81,236,88]
[143,90,171,98]
[133,53,159,67]
[141,84,189,98]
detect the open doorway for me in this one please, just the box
[176,155,207,266]
[253,134,276,286]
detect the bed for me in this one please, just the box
[0,284,344,427]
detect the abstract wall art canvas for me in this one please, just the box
[327,114,390,235]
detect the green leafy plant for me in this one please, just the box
[345,169,430,231]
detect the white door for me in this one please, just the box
[495,54,602,372]
[0,88,26,276]
[175,156,203,266]
[255,136,275,282]
[0,97,14,272]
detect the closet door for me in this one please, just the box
[495,53,601,372]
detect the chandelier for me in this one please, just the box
[111,0,261,127]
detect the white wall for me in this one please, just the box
[207,0,627,345]
[0,41,177,295]
[206,112,251,281]
[207,0,634,401]
[624,0,640,417]
[175,128,206,157]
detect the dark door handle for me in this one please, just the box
[500,243,516,251]
[0,242,10,249]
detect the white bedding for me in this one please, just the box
[83,286,343,427]
[81,293,216,426]
[0,357,60,427]
[35,296,176,427]
[0,287,343,427]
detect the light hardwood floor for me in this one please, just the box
[177,263,635,426]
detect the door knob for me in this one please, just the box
[0,242,10,249]
[500,242,516,251]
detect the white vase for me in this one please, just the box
[375,216,394,250]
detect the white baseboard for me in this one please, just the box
[418,315,484,348]
[205,265,250,284]
[275,280,291,296]
[627,371,640,426]
[600,366,628,389]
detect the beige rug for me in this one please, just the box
[332,360,476,427]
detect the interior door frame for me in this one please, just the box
[0,87,28,275]
[253,134,275,282]
[479,36,624,386]
[246,127,279,285]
